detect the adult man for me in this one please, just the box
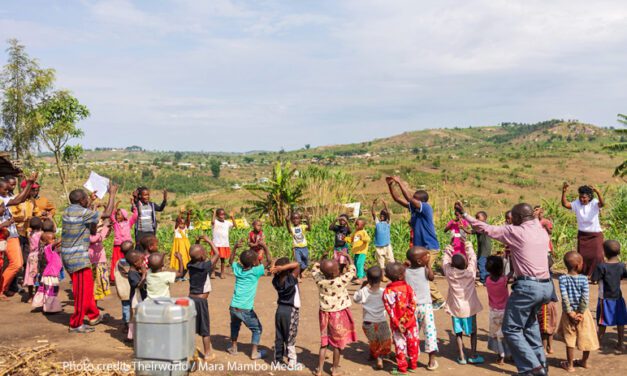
[386,176,445,309]
[0,172,38,297]
[62,185,116,333]
[456,201,552,376]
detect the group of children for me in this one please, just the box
[12,183,626,376]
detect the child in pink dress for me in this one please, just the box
[23,217,43,301]
[90,219,111,301]
[445,212,471,255]
[109,199,138,283]
[32,232,62,313]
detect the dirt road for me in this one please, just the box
[1,273,625,375]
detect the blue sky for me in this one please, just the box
[2,0,627,152]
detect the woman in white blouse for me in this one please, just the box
[561,183,605,278]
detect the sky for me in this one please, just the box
[1,0,627,152]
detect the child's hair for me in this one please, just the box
[147,252,164,272]
[252,219,261,226]
[320,259,338,279]
[125,250,143,267]
[120,240,134,255]
[451,253,467,270]
[379,210,389,221]
[274,257,291,276]
[485,255,504,277]
[137,186,149,195]
[476,211,488,219]
[189,244,206,262]
[406,246,428,267]
[139,234,158,251]
[29,216,43,231]
[577,185,594,199]
[366,266,383,285]
[216,208,225,216]
[414,190,429,202]
[384,262,405,282]
[563,251,583,272]
[239,249,258,268]
[339,214,349,221]
[175,215,184,226]
[603,240,621,259]
[42,218,55,232]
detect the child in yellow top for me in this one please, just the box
[170,211,191,281]
[347,218,371,283]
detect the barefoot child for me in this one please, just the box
[227,240,266,359]
[32,232,62,313]
[249,219,271,268]
[312,252,357,376]
[170,211,191,280]
[354,266,392,370]
[445,211,471,256]
[126,250,147,341]
[474,211,492,284]
[383,262,419,375]
[189,238,220,361]
[558,251,599,372]
[270,257,301,367]
[89,219,111,302]
[139,234,159,267]
[592,240,626,352]
[329,214,351,273]
[110,199,137,283]
[371,199,394,275]
[285,211,310,278]
[442,244,484,365]
[23,217,43,301]
[113,240,134,332]
[134,187,167,249]
[212,208,234,279]
[485,256,509,364]
[347,218,370,283]
[146,252,184,299]
[405,247,439,370]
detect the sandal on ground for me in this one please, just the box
[426,360,439,371]
[456,358,467,365]
[390,369,408,375]
[251,350,266,360]
[468,355,485,364]
[226,347,238,355]
[69,325,95,334]
[560,361,575,373]
[88,313,110,326]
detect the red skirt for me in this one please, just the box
[319,308,357,350]
[577,231,604,277]
[110,245,122,282]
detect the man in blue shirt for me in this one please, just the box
[386,176,445,309]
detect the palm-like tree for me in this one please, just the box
[245,162,304,226]
[607,114,627,178]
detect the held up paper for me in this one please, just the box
[83,171,110,199]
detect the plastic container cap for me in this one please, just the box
[175,298,189,307]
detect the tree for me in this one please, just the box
[305,144,311,150]
[0,39,55,160]
[245,162,304,226]
[210,159,221,178]
[35,90,89,198]
[608,114,627,178]
[174,151,183,162]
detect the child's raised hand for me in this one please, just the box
[562,182,569,191]
[235,238,245,247]
[163,189,168,199]
[361,279,369,288]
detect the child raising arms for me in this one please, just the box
[371,199,394,276]
[110,198,138,283]
[249,219,271,269]
[347,218,370,284]
[270,257,302,368]
[329,214,351,273]
[484,256,509,364]
[170,210,192,280]
[285,211,310,278]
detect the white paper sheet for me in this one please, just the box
[83,171,110,199]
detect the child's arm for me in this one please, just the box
[558,279,573,314]
[561,182,572,209]
[229,238,244,265]
[128,198,139,226]
[329,218,337,231]
[371,199,378,221]
[577,279,589,313]
[304,213,312,231]
[393,176,422,210]
[155,190,167,212]
[424,255,435,281]
[270,261,299,275]
[353,287,365,303]
[0,218,14,229]
[229,210,235,224]
[444,221,452,233]
[466,242,478,273]
[110,201,120,223]
[263,245,272,267]
[284,216,292,233]
[185,210,191,228]
[386,177,409,207]
[382,291,401,329]
[441,246,453,276]
[174,252,184,278]
[212,208,217,225]
[382,199,391,223]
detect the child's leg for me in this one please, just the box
[241,309,263,358]
[331,347,342,375]
[580,350,590,368]
[122,300,131,327]
[229,308,243,353]
[418,303,438,367]
[561,347,575,371]
[316,346,327,376]
[27,286,34,299]
[470,332,478,358]
[220,258,226,278]
[286,307,300,365]
[392,329,409,373]
[618,325,625,351]
[202,336,213,358]
[274,305,289,363]
[406,325,420,370]
[597,325,606,344]
[546,334,554,354]
[375,248,385,270]
[456,333,465,361]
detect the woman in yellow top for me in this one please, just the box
[347,218,371,283]
[170,210,192,280]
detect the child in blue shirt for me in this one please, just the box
[371,199,394,279]
[227,239,266,359]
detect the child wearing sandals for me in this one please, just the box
[558,251,599,372]
[404,247,438,370]
[591,240,626,352]
[353,266,392,370]
[442,243,484,365]
[383,262,419,375]
[312,251,357,376]
[484,255,509,364]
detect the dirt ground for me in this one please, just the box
[1,272,625,376]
